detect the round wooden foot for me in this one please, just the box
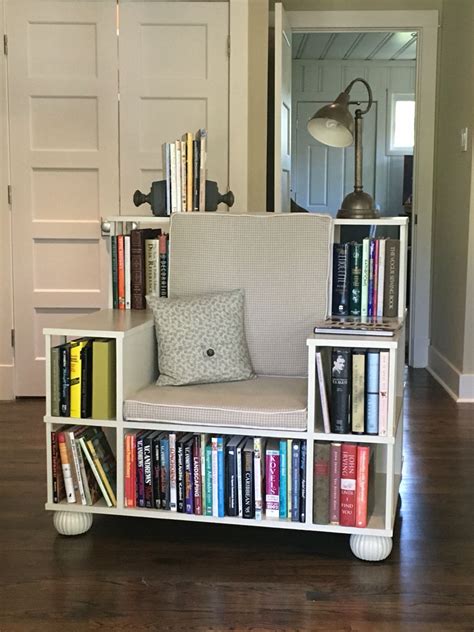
[350,534,393,561]
[53,511,93,536]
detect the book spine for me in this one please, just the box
[57,432,76,503]
[68,431,87,505]
[176,440,184,512]
[143,437,153,509]
[236,441,243,518]
[163,142,171,213]
[351,350,366,434]
[197,129,207,212]
[291,441,300,522]
[340,443,357,527]
[367,239,375,317]
[169,433,177,512]
[299,441,306,523]
[159,234,168,298]
[117,234,125,310]
[217,437,225,517]
[80,342,92,419]
[329,443,342,524]
[69,342,84,419]
[265,448,280,519]
[242,445,254,519]
[378,351,390,436]
[383,239,400,317]
[316,350,331,433]
[59,344,70,417]
[287,439,292,519]
[75,433,92,505]
[161,437,170,510]
[124,234,131,309]
[130,434,136,508]
[192,435,202,515]
[279,439,287,519]
[211,437,218,517]
[349,242,362,316]
[136,434,146,508]
[185,133,193,212]
[51,430,60,502]
[111,235,118,309]
[87,433,117,506]
[184,439,194,514]
[193,138,199,211]
[332,243,350,316]
[79,436,113,507]
[200,434,207,515]
[130,230,146,309]
[376,239,386,319]
[254,437,263,521]
[366,350,380,434]
[355,445,370,528]
[175,141,182,213]
[330,348,351,434]
[205,443,213,516]
[51,347,60,417]
[180,139,187,211]
[313,442,330,524]
[124,434,132,508]
[226,444,238,517]
[372,239,379,317]
[170,141,177,214]
[145,239,158,297]
[361,238,370,318]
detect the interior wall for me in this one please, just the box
[270,0,442,10]
[430,0,474,385]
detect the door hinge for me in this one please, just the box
[227,35,230,58]
[11,329,15,348]
[7,184,12,206]
[3,34,8,56]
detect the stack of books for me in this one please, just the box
[50,338,116,420]
[313,442,373,528]
[162,128,207,214]
[51,425,117,507]
[110,228,169,310]
[124,432,307,522]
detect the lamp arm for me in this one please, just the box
[344,77,373,115]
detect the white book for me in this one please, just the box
[175,141,182,213]
[67,430,87,506]
[169,433,177,511]
[124,235,131,309]
[163,142,171,214]
[378,351,390,436]
[377,239,386,319]
[211,437,219,517]
[170,141,177,214]
[361,237,370,317]
[57,433,76,503]
[316,351,331,433]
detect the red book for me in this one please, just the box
[124,434,132,508]
[117,234,125,310]
[192,435,202,515]
[355,445,371,528]
[329,443,342,524]
[340,443,357,526]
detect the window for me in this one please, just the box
[387,93,415,155]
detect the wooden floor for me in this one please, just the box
[0,369,473,632]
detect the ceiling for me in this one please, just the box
[292,32,417,61]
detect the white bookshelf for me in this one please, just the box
[44,216,408,560]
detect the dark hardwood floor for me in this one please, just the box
[0,369,473,632]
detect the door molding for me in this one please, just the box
[287,9,439,368]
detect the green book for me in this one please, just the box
[349,242,362,316]
[92,339,116,420]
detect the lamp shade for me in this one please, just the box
[307,91,354,148]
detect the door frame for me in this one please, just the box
[286,10,438,368]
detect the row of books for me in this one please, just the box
[316,347,389,436]
[110,228,169,310]
[50,338,116,419]
[332,238,400,318]
[125,432,307,522]
[163,128,207,214]
[313,442,373,528]
[51,426,117,507]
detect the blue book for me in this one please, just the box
[291,441,301,522]
[367,239,376,317]
[366,350,380,434]
[205,443,213,516]
[217,436,225,517]
[279,439,288,519]
[299,441,307,523]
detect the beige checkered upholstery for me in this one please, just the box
[124,213,333,430]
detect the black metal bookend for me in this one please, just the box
[133,180,235,216]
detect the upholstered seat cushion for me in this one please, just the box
[123,376,307,431]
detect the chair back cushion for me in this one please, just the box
[168,213,333,377]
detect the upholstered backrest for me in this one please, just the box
[168,213,333,377]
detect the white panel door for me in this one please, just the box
[119,1,229,214]
[274,3,292,213]
[7,1,119,395]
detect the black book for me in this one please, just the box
[299,441,306,523]
[176,432,193,513]
[225,436,243,517]
[332,243,350,316]
[80,340,92,419]
[59,343,71,417]
[152,432,161,509]
[193,138,200,211]
[143,431,160,509]
[330,348,351,434]
[242,438,254,519]
[349,242,362,316]
[291,440,300,522]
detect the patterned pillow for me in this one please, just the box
[146,289,255,386]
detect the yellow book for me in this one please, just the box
[92,339,116,420]
[86,436,117,507]
[69,340,88,418]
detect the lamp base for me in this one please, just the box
[336,190,379,220]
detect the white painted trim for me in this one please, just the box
[228,0,248,213]
[286,10,438,369]
[0,365,14,401]
[428,346,474,403]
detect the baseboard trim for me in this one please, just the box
[428,346,474,403]
[0,364,14,400]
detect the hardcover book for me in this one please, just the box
[80,340,92,419]
[351,349,366,434]
[130,228,161,309]
[242,438,254,519]
[349,242,362,316]
[355,445,371,528]
[383,239,400,317]
[340,443,357,527]
[313,316,403,337]
[366,350,380,434]
[313,442,330,525]
[329,442,342,524]
[279,439,288,519]
[69,339,88,419]
[265,439,280,520]
[330,348,351,434]
[332,243,350,316]
[78,429,113,507]
[192,434,202,515]
[59,343,71,417]
[291,440,301,522]
[225,436,243,517]
[57,431,76,503]
[254,437,266,521]
[378,351,390,436]
[92,339,116,420]
[299,441,307,523]
[50,346,61,417]
[315,350,331,433]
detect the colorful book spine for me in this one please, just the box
[316,350,331,434]
[70,340,87,419]
[145,238,159,297]
[279,439,288,519]
[143,434,154,509]
[383,239,400,317]
[378,351,390,436]
[184,436,194,514]
[299,441,307,523]
[340,443,357,527]
[192,138,199,211]
[265,440,280,520]
[287,439,292,519]
[313,442,330,524]
[192,435,202,515]
[366,350,380,434]
[372,239,379,317]
[159,234,168,298]
[117,234,125,310]
[211,437,219,517]
[225,437,240,517]
[205,442,213,516]
[57,431,76,503]
[91,339,116,420]
[124,433,132,508]
[361,237,370,318]
[67,430,87,505]
[351,349,366,434]
[355,445,371,528]
[124,234,131,309]
[291,440,301,522]
[184,132,193,212]
[59,343,70,417]
[80,341,92,419]
[329,443,342,524]
[169,433,177,512]
[153,434,162,509]
[200,434,207,516]
[332,243,350,316]
[217,436,225,517]
[51,429,65,503]
[176,434,187,512]
[349,242,362,316]
[136,431,147,508]
[367,239,376,317]
[242,439,254,519]
[330,348,351,434]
